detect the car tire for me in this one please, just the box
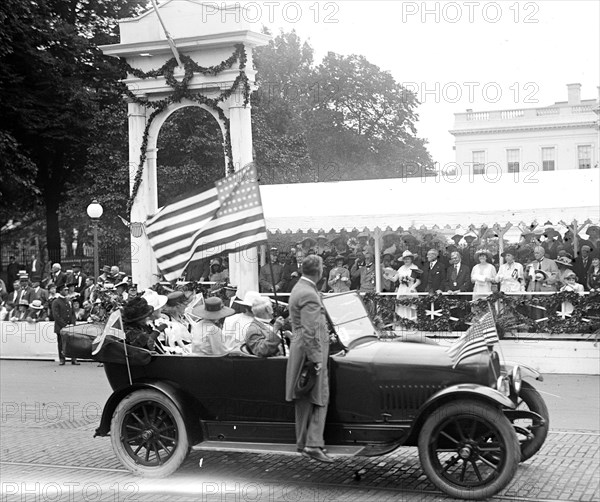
[418,399,520,500]
[110,389,189,477]
[514,381,549,462]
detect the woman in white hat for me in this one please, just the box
[392,250,422,323]
[495,251,524,293]
[471,249,497,300]
[190,297,236,356]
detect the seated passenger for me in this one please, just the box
[245,297,288,357]
[222,290,262,348]
[191,297,236,355]
[122,297,164,353]
[156,291,191,352]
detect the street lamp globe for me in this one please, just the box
[86,200,103,220]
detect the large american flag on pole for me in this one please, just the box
[446,311,499,368]
[145,163,268,281]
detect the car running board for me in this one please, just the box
[192,441,370,457]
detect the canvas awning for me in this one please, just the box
[260,169,599,233]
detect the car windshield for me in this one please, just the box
[322,292,379,348]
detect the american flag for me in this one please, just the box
[145,163,268,281]
[446,311,499,368]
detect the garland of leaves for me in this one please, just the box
[118,44,250,216]
[365,291,600,335]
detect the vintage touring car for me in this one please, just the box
[64,291,549,500]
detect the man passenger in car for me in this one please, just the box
[245,297,288,357]
[191,297,236,355]
[222,290,261,348]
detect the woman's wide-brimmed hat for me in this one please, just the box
[586,225,600,235]
[534,269,548,280]
[334,254,346,262]
[298,236,317,245]
[475,248,493,258]
[398,250,415,261]
[122,297,154,323]
[142,289,168,310]
[235,290,263,307]
[555,256,573,268]
[195,297,234,320]
[166,290,191,307]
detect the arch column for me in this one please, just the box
[128,101,159,289]
[227,96,259,297]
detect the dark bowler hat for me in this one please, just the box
[166,291,188,307]
[122,297,154,323]
[101,265,111,274]
[195,297,234,320]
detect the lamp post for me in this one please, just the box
[86,200,103,281]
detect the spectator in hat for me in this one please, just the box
[71,264,87,293]
[28,278,49,307]
[82,277,97,303]
[26,299,49,322]
[315,235,330,256]
[419,249,446,294]
[109,265,123,283]
[72,299,88,322]
[259,248,285,293]
[525,246,559,292]
[586,225,600,256]
[574,245,593,289]
[330,235,348,257]
[97,265,112,284]
[471,249,496,300]
[51,284,78,365]
[0,301,8,321]
[122,296,163,352]
[190,297,236,355]
[328,255,351,293]
[380,253,397,293]
[48,263,67,290]
[587,257,600,291]
[6,256,22,293]
[208,257,229,283]
[298,236,317,254]
[554,256,575,288]
[496,251,524,293]
[222,290,262,347]
[6,279,30,309]
[148,290,187,352]
[115,277,130,301]
[10,299,30,321]
[542,228,561,260]
[560,271,584,294]
[245,297,288,357]
[393,250,421,323]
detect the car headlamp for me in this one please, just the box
[511,365,522,395]
[496,376,510,396]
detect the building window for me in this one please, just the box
[507,149,520,173]
[472,151,485,175]
[578,145,591,169]
[542,147,555,171]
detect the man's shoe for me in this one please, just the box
[71,360,80,365]
[59,360,66,366]
[303,447,333,463]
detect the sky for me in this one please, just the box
[236,0,600,168]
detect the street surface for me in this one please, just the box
[1,360,598,501]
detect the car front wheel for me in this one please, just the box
[418,400,520,500]
[512,381,549,462]
[110,389,189,477]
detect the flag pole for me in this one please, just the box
[266,247,286,356]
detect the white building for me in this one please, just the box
[450,84,599,178]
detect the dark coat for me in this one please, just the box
[245,319,283,357]
[51,271,67,290]
[285,278,330,406]
[419,261,447,293]
[445,262,472,292]
[51,296,75,334]
[574,255,593,289]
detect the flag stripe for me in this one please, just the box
[146,195,219,240]
[146,185,216,227]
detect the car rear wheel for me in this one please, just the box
[418,400,520,500]
[513,381,549,462]
[110,389,189,477]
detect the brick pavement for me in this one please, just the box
[1,403,599,502]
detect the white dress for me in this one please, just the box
[471,263,496,299]
[496,262,524,293]
[394,264,419,321]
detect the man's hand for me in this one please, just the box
[273,316,285,332]
[314,362,322,374]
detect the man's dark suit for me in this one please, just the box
[574,255,593,290]
[72,272,87,293]
[51,271,67,290]
[419,261,447,293]
[445,263,471,292]
[29,286,49,306]
[51,295,76,363]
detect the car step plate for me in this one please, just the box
[192,441,364,456]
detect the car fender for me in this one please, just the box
[404,383,515,445]
[94,380,203,443]
[502,361,544,381]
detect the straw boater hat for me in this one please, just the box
[122,297,154,323]
[29,300,44,310]
[195,297,234,320]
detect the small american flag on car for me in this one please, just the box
[447,312,499,368]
